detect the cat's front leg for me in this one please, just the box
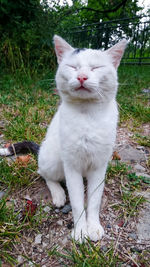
[87,166,106,242]
[64,164,87,242]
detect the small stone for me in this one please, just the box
[136,145,144,150]
[28,261,34,266]
[42,242,47,248]
[128,232,137,240]
[24,195,32,201]
[17,213,23,220]
[34,234,42,244]
[0,191,5,199]
[43,206,51,213]
[61,236,68,245]
[137,190,150,241]
[134,163,145,172]
[130,159,136,164]
[61,204,72,214]
[101,246,108,252]
[145,149,149,155]
[67,221,73,229]
[130,247,142,253]
[55,208,60,213]
[119,145,146,163]
[57,220,63,226]
[17,255,24,264]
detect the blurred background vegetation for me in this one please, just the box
[0,0,149,74]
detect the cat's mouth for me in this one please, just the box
[75,86,91,92]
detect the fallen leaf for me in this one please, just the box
[117,220,124,227]
[26,200,37,215]
[24,199,37,217]
[16,155,31,166]
[112,151,121,160]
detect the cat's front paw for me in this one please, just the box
[52,189,66,208]
[71,225,88,243]
[87,223,104,242]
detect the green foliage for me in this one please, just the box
[134,133,150,147]
[48,240,121,266]
[80,0,141,23]
[0,0,57,72]
[0,198,20,265]
[118,65,150,123]
[0,0,147,73]
[127,172,150,185]
[0,158,37,189]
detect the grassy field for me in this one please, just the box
[0,66,149,142]
[0,65,150,266]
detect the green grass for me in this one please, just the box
[0,70,58,143]
[0,158,37,190]
[134,133,150,147]
[0,66,149,266]
[48,241,122,266]
[0,198,23,265]
[118,65,150,123]
[48,240,150,267]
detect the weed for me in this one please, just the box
[48,240,122,266]
[134,133,150,147]
[106,161,129,182]
[127,172,150,185]
[0,158,38,191]
[119,190,145,217]
[0,198,22,265]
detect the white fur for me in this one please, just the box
[39,36,127,242]
[0,148,11,156]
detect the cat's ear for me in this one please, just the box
[53,35,73,64]
[106,39,127,69]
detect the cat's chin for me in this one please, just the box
[75,86,91,93]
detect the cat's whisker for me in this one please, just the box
[94,88,104,99]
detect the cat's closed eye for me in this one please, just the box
[91,66,105,71]
[67,64,77,70]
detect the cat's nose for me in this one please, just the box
[77,74,88,84]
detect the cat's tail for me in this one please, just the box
[0,141,40,156]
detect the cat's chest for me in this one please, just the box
[59,103,116,150]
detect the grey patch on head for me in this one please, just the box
[72,48,86,54]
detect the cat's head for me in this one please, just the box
[54,35,127,102]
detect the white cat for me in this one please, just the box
[0,35,127,242]
[38,35,127,242]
